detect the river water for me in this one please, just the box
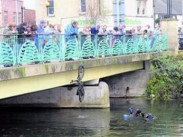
[0,98,183,137]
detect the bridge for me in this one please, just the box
[0,32,169,107]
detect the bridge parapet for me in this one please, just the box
[0,33,168,67]
[0,52,168,82]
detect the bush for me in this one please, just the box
[146,55,183,100]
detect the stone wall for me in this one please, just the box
[161,19,179,55]
[0,82,110,108]
[102,61,151,97]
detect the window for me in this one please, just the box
[3,11,8,26]
[137,1,141,15]
[136,0,146,15]
[81,0,86,12]
[48,0,54,15]
[142,0,146,15]
[113,0,125,26]
[13,12,17,23]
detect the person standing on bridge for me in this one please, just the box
[35,20,47,51]
[64,21,79,42]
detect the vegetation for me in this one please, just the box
[146,54,183,100]
[155,18,160,25]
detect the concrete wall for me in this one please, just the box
[0,82,110,108]
[161,19,179,55]
[102,61,151,97]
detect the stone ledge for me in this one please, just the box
[0,51,168,81]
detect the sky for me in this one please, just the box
[23,0,36,10]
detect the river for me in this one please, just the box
[0,98,183,137]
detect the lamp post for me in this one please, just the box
[21,6,25,23]
[15,0,18,25]
[153,0,155,28]
[45,1,50,16]
[167,0,172,18]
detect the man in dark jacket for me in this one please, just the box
[17,22,28,44]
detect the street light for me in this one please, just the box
[21,6,25,23]
[45,1,50,7]
[153,0,155,28]
[167,0,172,18]
[45,1,50,16]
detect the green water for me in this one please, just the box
[0,98,183,137]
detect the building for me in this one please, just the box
[32,0,154,29]
[23,0,36,25]
[125,0,154,29]
[24,9,36,25]
[154,0,183,27]
[34,0,108,28]
[0,0,23,27]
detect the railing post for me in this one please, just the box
[59,34,63,61]
[38,34,43,63]
[62,34,66,61]
[78,34,82,60]
[14,35,18,66]
[94,35,98,58]
[109,34,113,56]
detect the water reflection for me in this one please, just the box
[0,98,182,137]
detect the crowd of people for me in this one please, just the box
[65,21,162,41]
[2,20,162,44]
[1,20,162,67]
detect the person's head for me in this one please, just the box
[40,20,46,28]
[135,109,141,116]
[31,24,38,32]
[131,28,135,34]
[146,24,150,29]
[102,25,107,31]
[21,22,28,29]
[87,26,91,31]
[95,25,100,30]
[26,25,32,31]
[119,24,124,30]
[143,29,148,35]
[113,26,119,31]
[49,24,55,30]
[72,21,78,28]
[8,23,16,30]
[137,26,141,31]
[149,30,153,36]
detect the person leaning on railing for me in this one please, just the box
[35,20,47,49]
[3,23,18,67]
[3,23,17,45]
[17,22,29,44]
[64,21,79,42]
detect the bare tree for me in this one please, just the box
[86,0,100,21]
[85,0,112,25]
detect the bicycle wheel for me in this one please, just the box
[77,87,85,102]
[77,65,84,81]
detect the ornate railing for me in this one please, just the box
[0,33,168,66]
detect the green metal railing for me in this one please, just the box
[0,33,168,66]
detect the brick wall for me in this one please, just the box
[24,9,36,25]
[0,0,23,27]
